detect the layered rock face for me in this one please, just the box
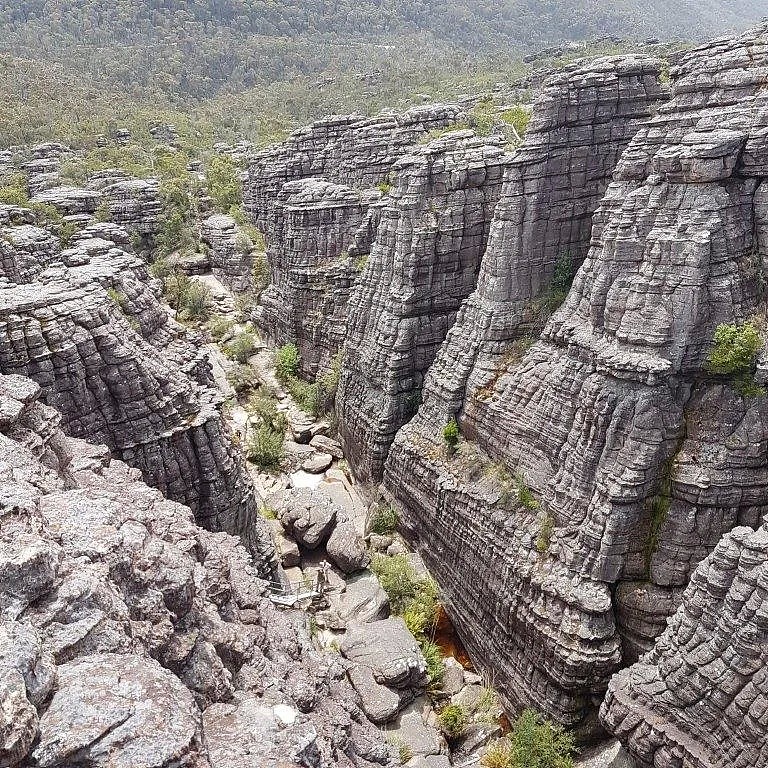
[0,375,388,768]
[337,132,510,482]
[384,55,682,738]
[601,523,768,768]
[0,217,274,575]
[244,104,466,231]
[201,213,254,294]
[257,179,370,378]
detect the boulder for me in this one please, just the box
[326,521,370,574]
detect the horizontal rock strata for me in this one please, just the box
[0,218,274,575]
[0,374,388,768]
[256,179,370,378]
[600,523,768,768]
[337,132,510,482]
[384,54,678,739]
[244,103,466,231]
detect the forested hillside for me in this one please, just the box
[1,0,764,147]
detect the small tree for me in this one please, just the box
[706,321,763,375]
[225,331,258,364]
[275,343,300,380]
[438,705,467,739]
[207,154,242,213]
[443,417,460,454]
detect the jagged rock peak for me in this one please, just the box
[0,374,389,768]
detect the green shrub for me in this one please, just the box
[259,505,277,520]
[536,514,554,554]
[481,709,575,768]
[207,154,242,213]
[208,315,234,342]
[226,364,257,393]
[246,422,284,469]
[150,256,174,281]
[369,504,398,535]
[286,377,321,416]
[275,343,300,380]
[252,251,270,295]
[443,417,460,452]
[59,220,79,247]
[438,704,467,739]
[515,473,539,510]
[420,638,445,688]
[370,554,439,629]
[179,281,212,321]
[226,331,258,364]
[164,271,192,311]
[499,105,532,138]
[0,175,29,206]
[706,321,763,376]
[377,181,392,195]
[94,200,112,222]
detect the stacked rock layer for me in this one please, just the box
[383,55,680,739]
[337,132,510,482]
[0,215,275,576]
[0,374,388,768]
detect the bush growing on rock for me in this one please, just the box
[178,281,212,321]
[208,315,234,342]
[225,331,258,363]
[275,343,300,380]
[443,417,460,453]
[706,321,763,375]
[226,364,257,393]
[0,175,29,206]
[481,709,575,768]
[369,504,398,535]
[246,422,285,469]
[438,704,467,739]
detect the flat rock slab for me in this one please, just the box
[341,618,428,689]
[33,653,201,768]
[302,452,333,474]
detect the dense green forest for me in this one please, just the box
[0,0,764,148]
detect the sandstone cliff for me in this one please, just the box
[0,213,275,575]
[381,27,768,743]
[337,131,510,482]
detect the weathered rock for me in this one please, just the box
[0,229,274,575]
[0,373,388,767]
[384,55,670,739]
[325,571,390,629]
[33,653,203,768]
[256,179,368,379]
[0,225,60,284]
[201,214,254,293]
[326,521,370,574]
[99,178,163,240]
[302,452,334,474]
[601,524,768,768]
[341,619,428,690]
[244,103,467,231]
[337,132,509,482]
[274,488,340,549]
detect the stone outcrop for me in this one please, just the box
[601,524,768,768]
[337,131,510,482]
[98,177,163,239]
[244,104,466,231]
[201,213,254,293]
[383,54,675,739]
[0,374,389,768]
[0,217,274,575]
[256,179,370,378]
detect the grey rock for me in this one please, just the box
[326,521,370,574]
[201,214,254,293]
[325,570,390,629]
[33,653,202,768]
[275,488,340,548]
[302,452,334,474]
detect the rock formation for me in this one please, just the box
[0,374,389,768]
[0,215,275,575]
[256,179,371,378]
[201,213,254,294]
[244,104,467,232]
[600,524,768,768]
[337,131,510,482]
[382,55,675,738]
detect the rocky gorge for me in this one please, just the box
[0,17,767,768]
